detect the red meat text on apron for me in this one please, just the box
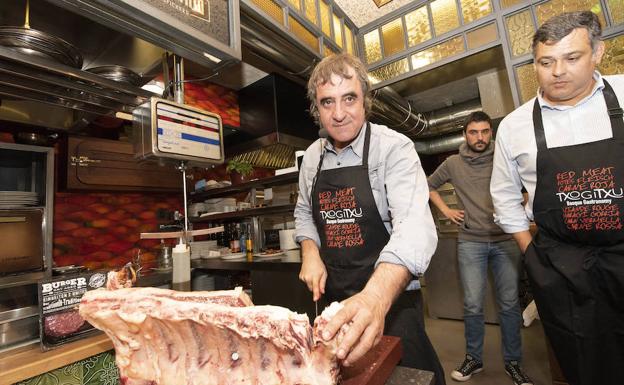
[556,166,623,231]
[318,187,365,248]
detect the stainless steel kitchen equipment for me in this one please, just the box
[0,26,83,68]
[0,209,44,275]
[0,142,54,351]
[0,142,53,279]
[86,65,142,86]
[0,283,39,352]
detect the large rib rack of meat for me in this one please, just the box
[79,286,343,385]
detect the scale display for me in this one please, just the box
[134,97,224,165]
[156,101,221,160]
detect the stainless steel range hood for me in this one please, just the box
[225,73,317,169]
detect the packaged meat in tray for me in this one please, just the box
[38,269,111,350]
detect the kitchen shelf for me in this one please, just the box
[187,172,298,253]
[0,271,47,290]
[189,172,299,201]
[0,46,155,116]
[190,204,296,223]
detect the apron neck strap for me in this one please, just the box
[602,79,624,140]
[532,100,548,152]
[533,79,624,151]
[362,121,372,167]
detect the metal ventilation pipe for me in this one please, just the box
[419,99,481,138]
[370,87,428,138]
[413,133,465,155]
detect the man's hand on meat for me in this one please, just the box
[320,263,411,366]
[322,289,384,366]
[299,239,327,302]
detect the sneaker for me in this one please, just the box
[450,354,483,381]
[504,361,533,385]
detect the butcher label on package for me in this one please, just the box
[38,271,108,350]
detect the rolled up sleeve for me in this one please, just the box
[294,147,321,246]
[376,140,438,277]
[491,129,531,233]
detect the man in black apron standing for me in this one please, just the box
[490,11,624,385]
[294,53,445,385]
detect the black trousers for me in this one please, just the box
[525,235,624,385]
[385,290,446,385]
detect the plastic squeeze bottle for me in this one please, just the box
[172,238,191,291]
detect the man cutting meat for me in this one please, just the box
[294,53,445,385]
[490,11,624,385]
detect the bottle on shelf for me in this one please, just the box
[218,222,227,247]
[239,222,247,254]
[230,223,240,253]
[245,223,253,253]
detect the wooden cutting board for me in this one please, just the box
[341,335,402,385]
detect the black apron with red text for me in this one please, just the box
[525,80,624,385]
[311,122,390,302]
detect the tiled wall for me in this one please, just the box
[15,351,119,385]
[53,192,182,270]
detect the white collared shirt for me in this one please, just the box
[491,72,624,234]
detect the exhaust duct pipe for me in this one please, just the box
[413,133,465,155]
[419,99,481,138]
[370,87,428,138]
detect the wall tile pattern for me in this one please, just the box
[382,18,406,57]
[405,6,432,47]
[410,35,465,70]
[466,22,498,49]
[304,0,318,24]
[290,15,320,52]
[369,58,410,84]
[607,0,624,25]
[320,0,332,36]
[460,0,493,24]
[333,13,344,47]
[505,9,535,57]
[287,0,301,11]
[345,26,355,54]
[500,0,524,8]
[535,0,605,27]
[600,35,624,75]
[431,0,460,36]
[364,30,383,63]
[250,0,284,25]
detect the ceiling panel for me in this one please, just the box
[333,0,414,28]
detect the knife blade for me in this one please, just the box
[315,300,318,318]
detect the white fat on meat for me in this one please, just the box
[79,287,343,385]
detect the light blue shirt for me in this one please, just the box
[491,72,624,234]
[294,122,438,290]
